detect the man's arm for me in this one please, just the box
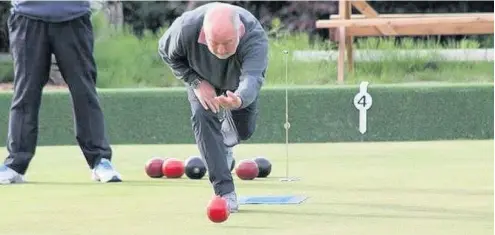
[158,18,201,86]
[234,28,269,109]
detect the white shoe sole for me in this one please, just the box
[92,172,122,183]
[0,179,12,185]
[0,175,25,185]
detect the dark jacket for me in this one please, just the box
[10,0,91,22]
[158,3,269,109]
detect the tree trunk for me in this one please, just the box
[104,1,124,30]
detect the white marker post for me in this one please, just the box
[280,49,299,182]
[353,82,372,136]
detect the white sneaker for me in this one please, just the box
[222,191,239,213]
[0,164,26,185]
[91,159,122,183]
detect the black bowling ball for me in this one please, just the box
[253,156,272,178]
[184,156,207,180]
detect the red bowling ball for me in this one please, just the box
[162,158,185,178]
[145,157,166,178]
[235,159,259,180]
[207,196,229,223]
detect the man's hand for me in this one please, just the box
[193,80,220,113]
[215,90,242,110]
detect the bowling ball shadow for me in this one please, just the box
[223,209,281,230]
[27,181,98,186]
[224,225,276,230]
[122,179,208,187]
[26,178,205,187]
[236,208,279,214]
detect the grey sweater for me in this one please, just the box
[158,3,269,109]
[10,0,91,22]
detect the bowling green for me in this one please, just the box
[2,140,493,235]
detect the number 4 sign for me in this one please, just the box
[353,81,372,134]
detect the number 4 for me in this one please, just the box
[353,82,372,111]
[357,95,367,107]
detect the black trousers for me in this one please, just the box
[187,87,258,196]
[4,13,112,175]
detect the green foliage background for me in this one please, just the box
[0,3,493,87]
[89,12,493,88]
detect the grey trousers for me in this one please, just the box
[187,87,258,196]
[4,13,112,175]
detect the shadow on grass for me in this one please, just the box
[25,179,209,187]
[266,181,493,196]
[313,202,493,218]
[345,187,494,196]
[223,224,277,230]
[25,180,492,198]
[233,180,493,197]
[236,207,492,221]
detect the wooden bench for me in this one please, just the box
[315,0,494,83]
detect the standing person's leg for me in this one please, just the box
[187,87,238,211]
[48,13,121,183]
[0,13,52,184]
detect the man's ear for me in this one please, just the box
[238,23,245,38]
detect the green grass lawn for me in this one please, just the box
[2,140,493,235]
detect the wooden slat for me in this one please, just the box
[330,13,494,19]
[351,1,397,35]
[345,22,494,36]
[345,0,353,72]
[320,5,494,83]
[316,15,494,28]
[337,0,347,83]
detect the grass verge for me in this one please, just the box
[2,140,493,235]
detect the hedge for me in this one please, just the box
[0,83,492,146]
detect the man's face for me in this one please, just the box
[206,29,239,59]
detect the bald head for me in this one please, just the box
[203,3,244,59]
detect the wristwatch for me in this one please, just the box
[189,78,201,89]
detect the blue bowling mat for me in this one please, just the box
[238,195,308,205]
